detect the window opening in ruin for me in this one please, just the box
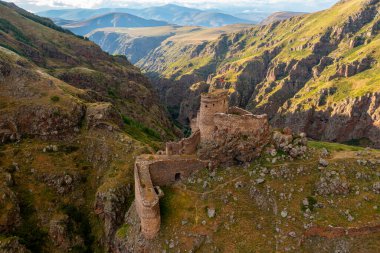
[175,173,181,181]
[205,105,208,108]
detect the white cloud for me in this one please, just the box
[8,0,339,12]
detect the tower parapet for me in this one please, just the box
[198,90,228,141]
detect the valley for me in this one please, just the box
[0,0,380,252]
[87,24,255,64]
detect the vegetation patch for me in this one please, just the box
[60,204,94,253]
[308,140,364,152]
[122,115,161,145]
[50,96,60,102]
[13,188,47,253]
[115,224,130,239]
[0,18,30,45]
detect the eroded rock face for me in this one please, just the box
[329,56,375,79]
[95,183,132,251]
[275,92,380,147]
[0,185,21,233]
[112,201,149,253]
[86,102,124,130]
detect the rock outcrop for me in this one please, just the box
[95,183,133,251]
[275,92,380,147]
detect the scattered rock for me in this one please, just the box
[321,148,329,158]
[235,181,244,188]
[315,174,349,196]
[43,145,58,153]
[207,207,216,218]
[319,158,329,167]
[256,178,265,184]
[373,182,380,194]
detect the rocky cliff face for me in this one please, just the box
[139,0,380,147]
[88,30,172,64]
[274,92,380,147]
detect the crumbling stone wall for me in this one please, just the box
[190,111,200,133]
[165,130,200,155]
[134,155,208,239]
[198,113,271,165]
[134,161,161,239]
[198,90,228,141]
[228,106,252,116]
[149,157,208,186]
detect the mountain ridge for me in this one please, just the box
[260,11,308,25]
[38,4,256,27]
[63,12,169,36]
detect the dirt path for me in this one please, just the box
[331,150,380,160]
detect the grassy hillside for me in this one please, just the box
[0,0,177,140]
[0,1,177,252]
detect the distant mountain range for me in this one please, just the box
[38,4,256,28]
[63,13,169,36]
[87,24,254,64]
[260,11,307,25]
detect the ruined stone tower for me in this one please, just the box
[134,90,272,239]
[198,90,228,141]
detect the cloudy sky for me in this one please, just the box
[8,0,340,13]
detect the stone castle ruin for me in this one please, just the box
[134,90,275,239]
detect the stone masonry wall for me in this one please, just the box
[149,158,209,186]
[134,161,160,239]
[228,106,252,116]
[165,130,200,155]
[198,113,271,165]
[134,155,208,239]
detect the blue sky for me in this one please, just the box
[9,0,340,13]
